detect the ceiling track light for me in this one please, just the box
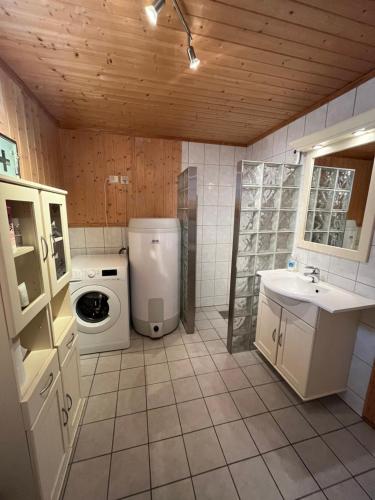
[144,0,165,26]
[144,0,200,69]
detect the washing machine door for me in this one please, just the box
[71,285,121,334]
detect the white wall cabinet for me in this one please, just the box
[255,290,359,400]
[0,175,82,500]
[27,374,69,500]
[40,191,71,297]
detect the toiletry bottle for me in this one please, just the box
[287,255,297,272]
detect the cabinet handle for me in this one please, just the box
[278,332,283,346]
[40,372,53,396]
[50,234,57,257]
[66,393,73,411]
[272,328,276,342]
[66,332,75,349]
[41,236,49,262]
[62,408,69,426]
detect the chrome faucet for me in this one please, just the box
[304,266,320,283]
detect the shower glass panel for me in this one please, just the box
[227,161,302,353]
[177,167,197,334]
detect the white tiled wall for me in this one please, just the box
[69,227,127,256]
[181,142,248,308]
[247,77,375,415]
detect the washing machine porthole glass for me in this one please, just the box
[76,292,110,323]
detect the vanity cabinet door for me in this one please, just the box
[276,309,314,396]
[61,338,82,446]
[254,293,281,364]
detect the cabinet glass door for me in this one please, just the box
[0,183,50,336]
[41,192,71,296]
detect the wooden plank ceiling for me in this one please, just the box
[0,0,374,145]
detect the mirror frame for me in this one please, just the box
[291,110,375,263]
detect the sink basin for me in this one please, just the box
[258,269,375,314]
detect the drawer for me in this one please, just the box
[21,350,60,429]
[260,282,318,328]
[56,318,77,366]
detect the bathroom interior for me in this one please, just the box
[0,1,375,499]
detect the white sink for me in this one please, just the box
[258,269,375,314]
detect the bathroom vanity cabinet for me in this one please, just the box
[255,285,360,400]
[0,174,83,500]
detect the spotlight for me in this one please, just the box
[145,0,165,26]
[187,45,200,70]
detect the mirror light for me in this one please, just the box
[187,45,200,70]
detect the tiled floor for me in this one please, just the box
[63,306,375,500]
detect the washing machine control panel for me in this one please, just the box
[87,269,97,278]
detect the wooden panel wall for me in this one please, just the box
[60,130,181,227]
[0,63,62,187]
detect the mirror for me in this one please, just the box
[303,141,375,254]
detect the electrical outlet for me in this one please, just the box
[107,175,119,184]
[120,175,129,185]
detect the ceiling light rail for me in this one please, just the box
[144,0,200,70]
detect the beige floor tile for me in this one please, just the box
[144,348,167,366]
[255,382,293,411]
[245,412,288,453]
[182,332,203,344]
[121,352,145,369]
[242,364,278,386]
[186,342,209,358]
[95,354,121,373]
[230,456,282,500]
[294,437,350,488]
[163,332,183,347]
[145,363,170,384]
[272,406,317,443]
[74,419,114,461]
[143,337,164,350]
[211,353,238,371]
[191,355,217,375]
[322,428,375,475]
[348,421,375,456]
[168,359,195,380]
[64,455,110,500]
[195,319,213,330]
[324,478,370,500]
[81,376,93,397]
[80,358,98,377]
[231,388,267,418]
[177,398,212,433]
[297,401,342,434]
[90,371,119,396]
[119,367,145,390]
[126,338,144,353]
[215,419,258,463]
[165,345,189,361]
[192,467,238,500]
[83,392,117,424]
[356,469,375,499]
[205,340,228,355]
[320,395,361,426]
[113,412,148,451]
[220,368,250,391]
[153,479,194,500]
[184,427,225,475]
[149,436,190,488]
[263,446,319,500]
[173,376,202,403]
[205,393,240,425]
[199,329,219,341]
[232,350,259,367]
[108,446,150,499]
[148,405,181,442]
[146,381,175,409]
[117,387,146,416]
[197,371,227,397]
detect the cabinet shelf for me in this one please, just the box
[13,245,35,258]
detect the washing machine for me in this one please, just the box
[70,254,130,354]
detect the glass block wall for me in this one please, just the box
[177,167,197,334]
[305,166,355,248]
[227,161,302,353]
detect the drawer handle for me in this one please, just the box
[66,393,73,411]
[66,332,75,349]
[62,408,69,426]
[278,332,283,347]
[272,328,276,342]
[41,236,49,262]
[40,372,54,396]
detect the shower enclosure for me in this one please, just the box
[177,167,198,334]
[227,160,302,353]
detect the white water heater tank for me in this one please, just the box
[128,218,180,338]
